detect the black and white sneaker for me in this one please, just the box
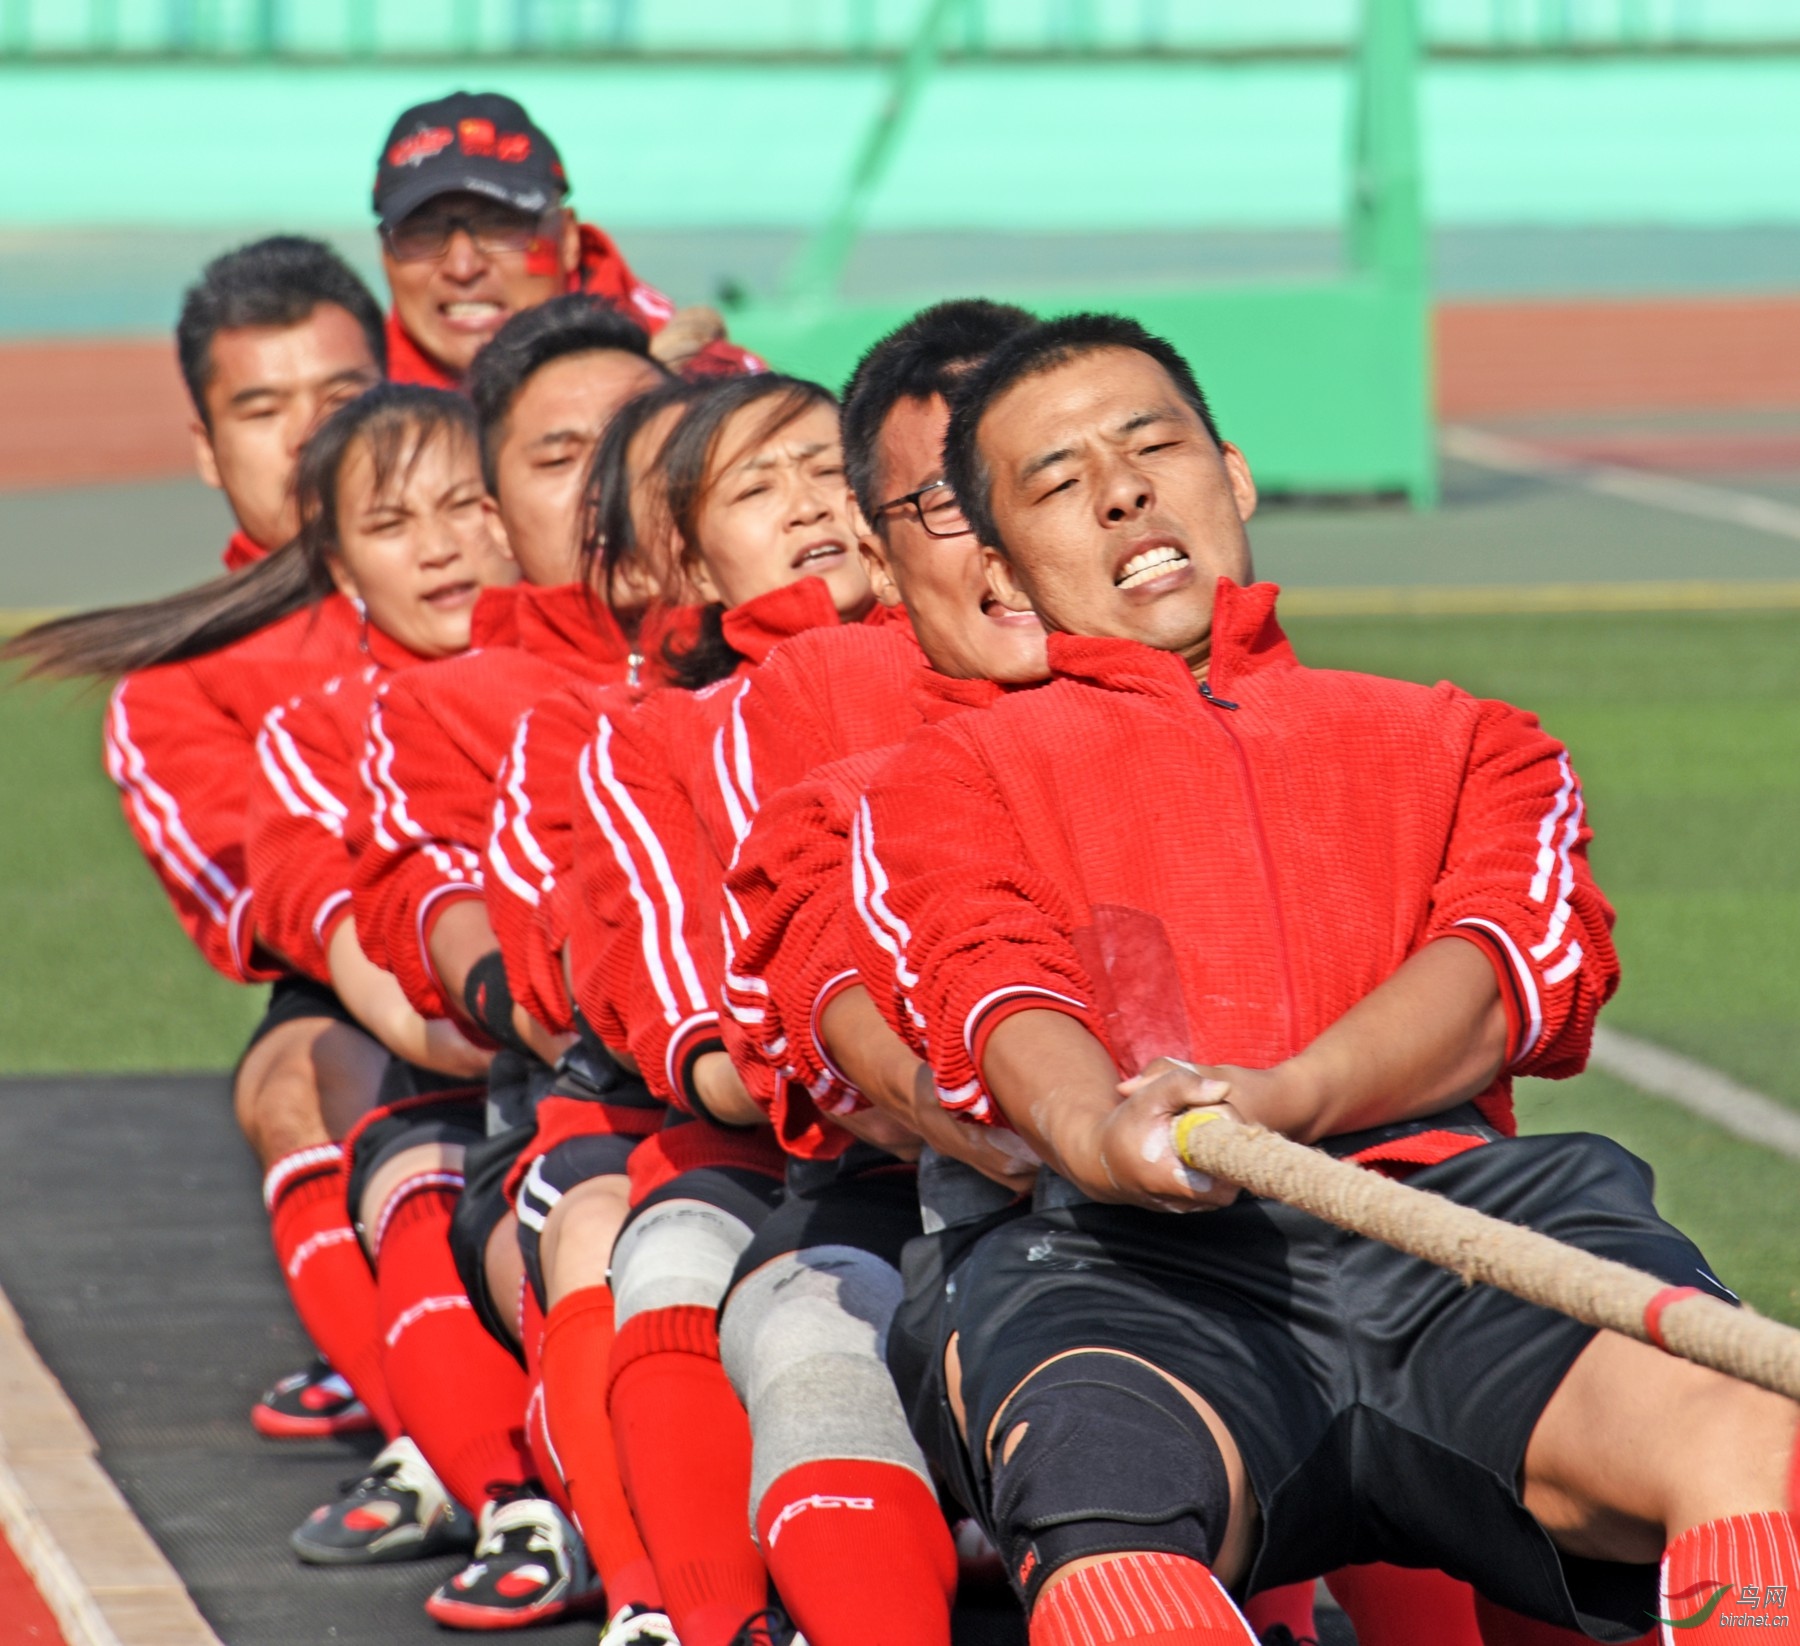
[251,1357,377,1440]
[600,1603,681,1643]
[425,1490,604,1629]
[290,1436,473,1565]
[728,1609,806,1646]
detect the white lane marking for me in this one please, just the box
[1443,424,1800,544]
[1589,1023,1800,1163]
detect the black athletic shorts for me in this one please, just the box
[451,1122,536,1358]
[238,973,363,1067]
[726,1145,923,1300]
[344,1060,486,1244]
[895,1129,1730,1642]
[514,1130,643,1311]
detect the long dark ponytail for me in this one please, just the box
[4,384,475,680]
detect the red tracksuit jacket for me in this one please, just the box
[850,580,1618,1135]
[352,581,646,1021]
[246,626,429,983]
[569,576,869,1110]
[385,221,761,390]
[104,534,364,983]
[716,618,1012,1155]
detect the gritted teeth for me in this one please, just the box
[441,301,503,317]
[794,541,847,568]
[1115,545,1189,588]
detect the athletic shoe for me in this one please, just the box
[728,1610,805,1646]
[290,1435,474,1565]
[424,1491,604,1630]
[599,1604,681,1644]
[251,1357,377,1439]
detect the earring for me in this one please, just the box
[351,594,370,654]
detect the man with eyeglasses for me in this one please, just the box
[374,91,759,390]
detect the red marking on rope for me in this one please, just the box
[1643,1285,1705,1351]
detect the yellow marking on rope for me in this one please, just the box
[1171,1108,1225,1168]
[1279,581,1800,617]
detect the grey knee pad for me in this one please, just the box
[720,1245,930,1517]
[609,1197,757,1327]
[987,1351,1230,1606]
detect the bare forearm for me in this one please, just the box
[980,1009,1122,1191]
[819,986,926,1126]
[1262,937,1507,1143]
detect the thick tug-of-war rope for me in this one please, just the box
[1169,1109,1800,1402]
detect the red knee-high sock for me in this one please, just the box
[542,1286,661,1609]
[1325,1565,1481,1645]
[1474,1592,1651,1645]
[755,1458,956,1646]
[264,1144,399,1438]
[1657,1511,1799,1641]
[1031,1553,1258,1645]
[517,1284,576,1519]
[607,1304,767,1646]
[376,1178,532,1510]
[1245,1581,1317,1639]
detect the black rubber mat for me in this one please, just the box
[0,1075,1043,1645]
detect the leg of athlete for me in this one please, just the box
[722,1246,957,1646]
[1523,1332,1799,1637]
[534,1177,665,1619]
[359,1143,534,1512]
[235,1016,384,1166]
[948,1337,1262,1644]
[241,1017,394,1437]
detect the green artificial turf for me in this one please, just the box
[1517,1068,1800,1325]
[1286,608,1800,1113]
[0,669,263,1070]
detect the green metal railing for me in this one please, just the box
[1,0,1794,61]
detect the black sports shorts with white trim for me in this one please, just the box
[726,1145,922,1300]
[898,1129,1731,1643]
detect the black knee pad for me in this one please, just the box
[987,1351,1231,1606]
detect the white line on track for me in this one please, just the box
[1443,424,1800,544]
[1589,1024,1800,1164]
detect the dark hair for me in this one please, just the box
[176,236,387,427]
[4,385,474,680]
[943,312,1224,553]
[466,293,664,495]
[580,377,707,614]
[652,373,839,689]
[840,298,1036,523]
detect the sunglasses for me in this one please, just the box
[382,203,560,263]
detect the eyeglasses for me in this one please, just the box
[382,203,559,263]
[872,479,970,539]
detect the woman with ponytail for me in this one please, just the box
[236,382,558,1577]
[558,372,881,1646]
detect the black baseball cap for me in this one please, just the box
[373,91,568,229]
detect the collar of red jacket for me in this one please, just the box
[361,617,435,673]
[1043,578,1296,699]
[719,576,844,665]
[514,581,629,662]
[221,530,268,572]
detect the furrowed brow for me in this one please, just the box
[1018,445,1076,485]
[1117,406,1184,436]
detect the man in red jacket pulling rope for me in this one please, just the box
[851,313,1799,1646]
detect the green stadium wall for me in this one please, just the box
[3,56,1798,231]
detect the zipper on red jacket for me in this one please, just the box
[1200,683,1298,1049]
